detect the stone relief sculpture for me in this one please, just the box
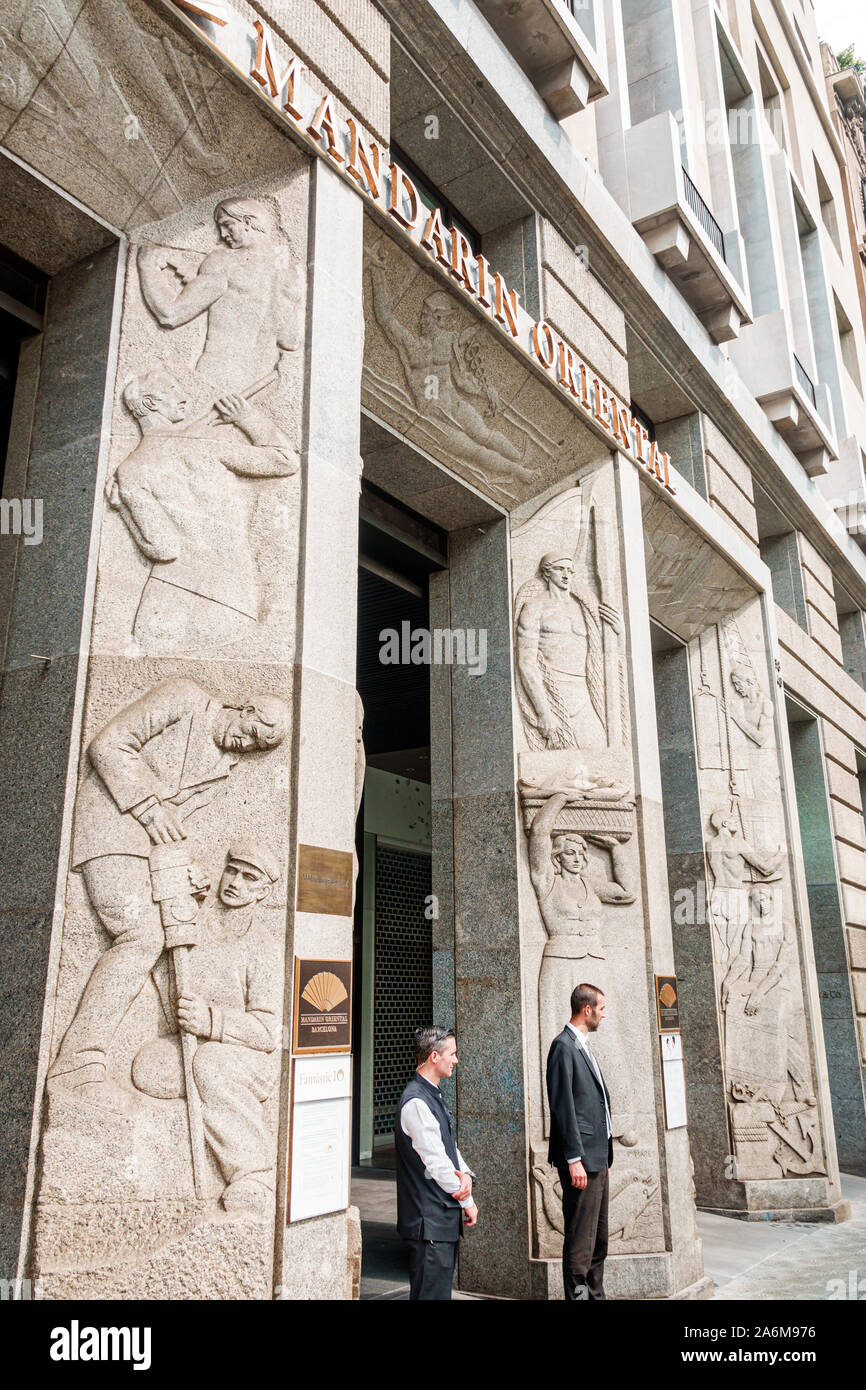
[137,197,304,396]
[365,242,559,496]
[0,1,227,210]
[521,772,635,1133]
[47,677,290,1114]
[691,606,825,1187]
[721,884,824,1181]
[727,664,775,748]
[132,842,283,1216]
[514,478,626,751]
[515,551,624,751]
[512,479,660,1264]
[531,1145,659,1256]
[705,805,783,959]
[106,369,297,653]
[694,619,777,795]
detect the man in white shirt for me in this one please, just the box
[394,1025,478,1299]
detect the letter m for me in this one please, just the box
[432,629,464,665]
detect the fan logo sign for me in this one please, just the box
[292,958,352,1053]
[169,0,678,497]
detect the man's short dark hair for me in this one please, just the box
[413,1024,455,1066]
[571,983,604,1017]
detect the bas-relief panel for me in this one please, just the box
[641,490,755,641]
[93,170,308,662]
[512,476,666,1260]
[35,674,293,1293]
[0,0,291,229]
[689,605,827,1183]
[33,160,313,1292]
[362,226,604,511]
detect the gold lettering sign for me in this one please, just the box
[296,844,353,916]
[168,0,682,498]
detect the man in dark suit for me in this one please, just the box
[546,982,613,1300]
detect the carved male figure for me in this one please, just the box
[138,197,302,395]
[706,808,784,957]
[516,553,621,750]
[727,664,774,748]
[368,246,535,482]
[48,678,289,1105]
[108,369,297,652]
[133,843,283,1215]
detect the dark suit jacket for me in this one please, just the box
[546,1026,614,1173]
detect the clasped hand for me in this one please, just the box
[177,993,210,1037]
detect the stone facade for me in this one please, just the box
[0,0,865,1302]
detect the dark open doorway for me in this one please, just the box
[351,480,444,1296]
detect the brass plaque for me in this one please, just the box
[655,975,680,1033]
[293,958,353,1053]
[296,843,353,916]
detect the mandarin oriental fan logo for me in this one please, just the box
[301,971,349,1014]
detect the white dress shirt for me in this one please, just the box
[564,1021,612,1163]
[400,1096,474,1208]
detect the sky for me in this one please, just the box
[813,0,866,61]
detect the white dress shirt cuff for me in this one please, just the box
[401,1098,473,1207]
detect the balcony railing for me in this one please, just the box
[793,354,817,407]
[682,166,726,264]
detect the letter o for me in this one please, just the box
[531,320,556,370]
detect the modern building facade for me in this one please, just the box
[1,0,866,1300]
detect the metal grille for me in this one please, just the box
[373,844,433,1137]
[794,353,817,407]
[682,166,727,263]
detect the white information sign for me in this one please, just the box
[289,1055,352,1223]
[660,1032,688,1130]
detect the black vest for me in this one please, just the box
[394,1074,463,1241]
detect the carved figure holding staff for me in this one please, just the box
[516,552,622,750]
[137,197,303,396]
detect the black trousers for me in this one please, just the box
[406,1237,458,1300]
[556,1163,609,1301]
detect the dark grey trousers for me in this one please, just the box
[556,1164,609,1301]
[406,1238,458,1300]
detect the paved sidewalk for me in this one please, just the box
[354,1165,866,1300]
[352,1165,481,1299]
[704,1173,866,1301]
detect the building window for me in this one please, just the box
[835,584,866,689]
[835,293,862,391]
[629,401,656,443]
[756,47,786,149]
[814,157,842,257]
[755,488,808,630]
[390,144,481,256]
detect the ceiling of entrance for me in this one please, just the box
[642,485,758,640]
